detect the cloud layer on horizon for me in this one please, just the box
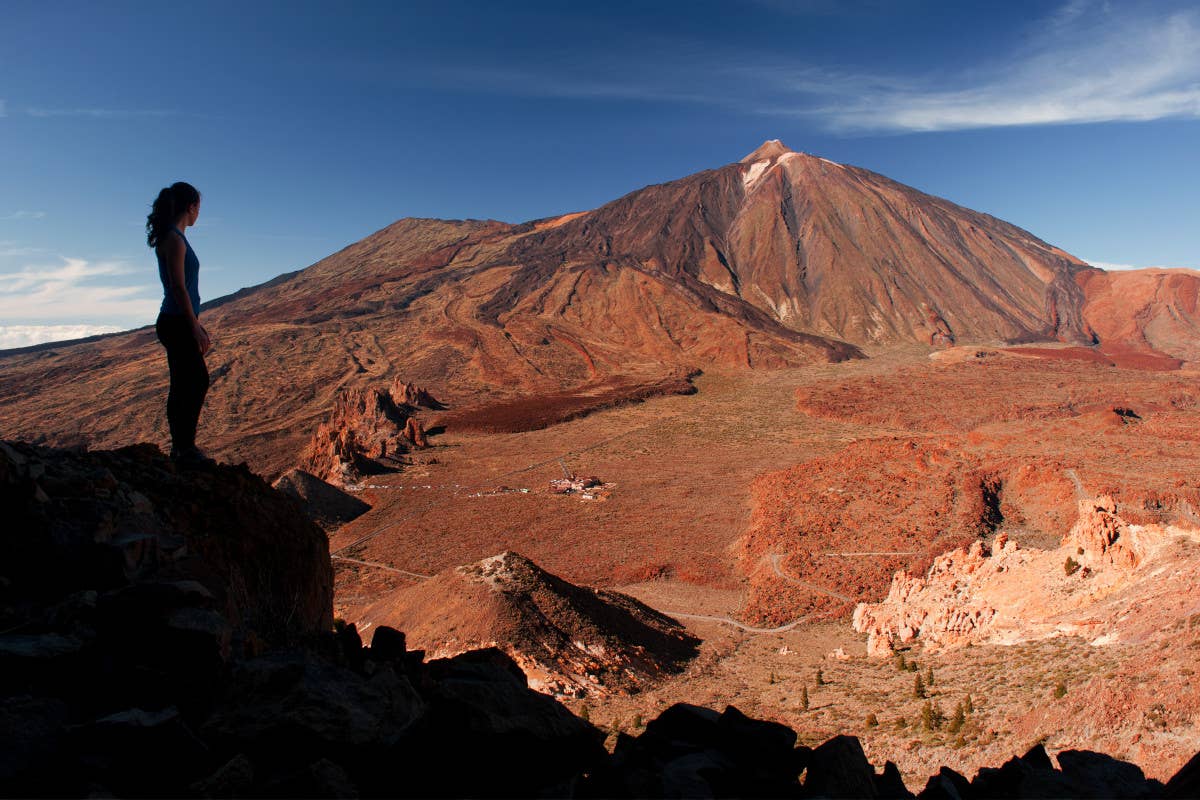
[0,324,126,351]
[0,256,159,325]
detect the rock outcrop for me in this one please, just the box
[853,497,1198,657]
[299,378,433,485]
[0,441,603,797]
[1,439,332,650]
[356,551,700,698]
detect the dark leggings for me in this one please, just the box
[155,313,209,452]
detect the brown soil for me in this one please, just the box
[328,348,1200,785]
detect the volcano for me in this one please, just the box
[0,141,1186,474]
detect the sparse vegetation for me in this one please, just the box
[800,685,809,711]
[920,701,945,731]
[815,668,825,686]
[925,665,934,687]
[1054,680,1067,699]
[1064,556,1081,576]
[579,704,590,722]
[947,702,966,733]
[895,653,907,671]
[913,672,926,699]
[865,712,879,728]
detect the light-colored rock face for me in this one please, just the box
[853,498,1199,657]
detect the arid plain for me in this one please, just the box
[331,346,1200,782]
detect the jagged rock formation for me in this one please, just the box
[273,468,371,529]
[852,497,1198,657]
[356,551,700,697]
[299,378,433,485]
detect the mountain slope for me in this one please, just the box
[0,141,1155,474]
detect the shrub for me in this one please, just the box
[800,685,810,711]
[920,702,935,731]
[1054,680,1067,699]
[1064,556,1081,576]
[947,702,966,733]
[925,666,934,686]
[865,712,879,728]
[633,713,643,728]
[913,672,926,699]
[964,694,975,713]
[816,668,825,686]
[895,653,907,671]
[579,704,590,722]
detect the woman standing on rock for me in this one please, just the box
[147,182,213,467]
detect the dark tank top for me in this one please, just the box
[158,226,200,316]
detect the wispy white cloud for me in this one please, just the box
[22,107,177,119]
[0,210,46,220]
[0,324,125,351]
[0,256,160,323]
[768,2,1200,131]
[427,1,1200,134]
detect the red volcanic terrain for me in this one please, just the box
[0,140,1146,478]
[3,142,1200,786]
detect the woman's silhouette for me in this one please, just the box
[147,182,213,466]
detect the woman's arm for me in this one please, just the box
[158,234,211,355]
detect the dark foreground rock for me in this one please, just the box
[0,441,1195,798]
[272,467,371,529]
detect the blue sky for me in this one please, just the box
[1,0,1198,348]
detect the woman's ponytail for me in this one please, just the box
[146,182,200,248]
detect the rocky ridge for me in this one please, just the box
[356,551,701,698]
[3,441,1200,797]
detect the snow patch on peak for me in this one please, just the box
[742,160,770,188]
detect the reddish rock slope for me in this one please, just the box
[1078,267,1200,363]
[0,141,1144,474]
